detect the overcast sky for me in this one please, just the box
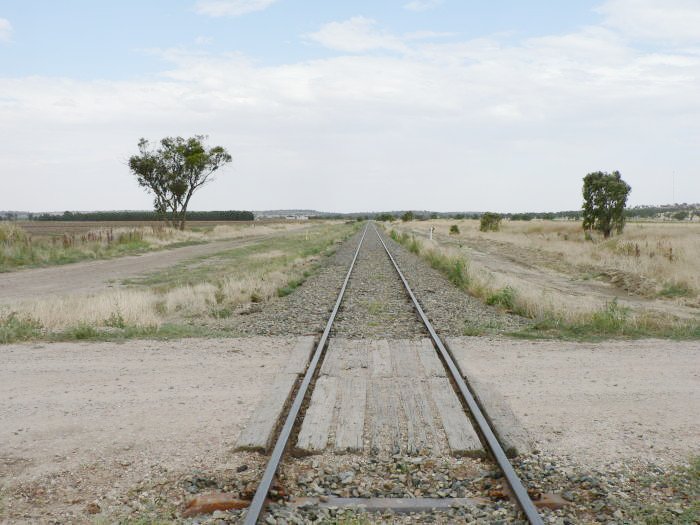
[1,0,699,213]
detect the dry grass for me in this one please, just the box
[388,220,699,338]
[403,219,700,299]
[0,221,311,272]
[0,222,355,341]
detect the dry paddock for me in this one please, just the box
[0,336,698,521]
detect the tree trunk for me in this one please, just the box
[179,192,193,231]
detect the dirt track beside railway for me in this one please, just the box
[0,236,264,304]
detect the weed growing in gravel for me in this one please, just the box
[463,319,506,336]
[625,456,699,524]
[277,276,305,297]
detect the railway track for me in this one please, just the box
[241,222,544,524]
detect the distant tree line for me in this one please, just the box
[34,210,254,221]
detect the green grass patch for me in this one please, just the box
[391,230,471,289]
[658,281,694,298]
[0,313,42,344]
[424,250,470,289]
[277,276,305,297]
[512,300,700,341]
[50,323,218,342]
[485,286,516,311]
[125,224,354,292]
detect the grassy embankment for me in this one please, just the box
[388,220,700,340]
[0,222,358,343]
[0,221,308,272]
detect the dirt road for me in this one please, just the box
[0,236,265,304]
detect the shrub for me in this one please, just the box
[586,299,628,334]
[277,277,304,297]
[485,286,516,310]
[68,323,99,340]
[449,224,460,235]
[407,236,421,255]
[105,311,126,328]
[0,313,42,344]
[422,248,470,289]
[480,212,502,232]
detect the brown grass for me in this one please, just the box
[0,222,355,339]
[388,219,699,337]
[405,219,700,299]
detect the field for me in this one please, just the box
[0,221,357,342]
[388,219,700,339]
[0,220,308,272]
[1,219,697,524]
[13,220,252,236]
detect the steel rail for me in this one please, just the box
[373,224,544,525]
[242,223,370,525]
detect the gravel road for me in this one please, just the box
[0,337,307,523]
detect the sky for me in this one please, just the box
[1,0,699,213]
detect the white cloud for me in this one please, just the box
[403,0,442,12]
[2,15,700,212]
[599,0,700,44]
[194,0,277,17]
[194,36,214,45]
[306,17,408,53]
[0,18,12,42]
[306,18,451,54]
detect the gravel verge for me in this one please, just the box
[376,226,529,336]
[225,224,528,339]
[222,228,363,337]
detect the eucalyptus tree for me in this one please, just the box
[582,171,631,238]
[128,135,232,229]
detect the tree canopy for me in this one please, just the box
[582,171,631,238]
[479,212,502,232]
[128,135,232,229]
